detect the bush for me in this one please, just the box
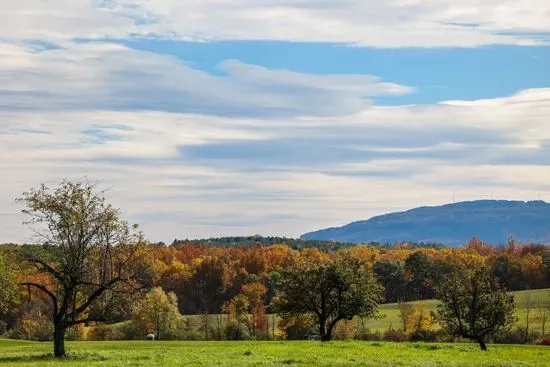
[224,320,249,340]
[536,338,550,346]
[65,325,85,341]
[9,318,53,341]
[178,316,203,341]
[278,315,316,340]
[356,328,382,341]
[383,329,408,342]
[87,324,124,341]
[333,320,357,340]
[494,327,541,344]
[410,329,441,342]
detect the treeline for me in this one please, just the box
[2,237,549,319]
[169,236,446,251]
[4,180,550,358]
[144,238,549,311]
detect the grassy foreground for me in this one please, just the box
[0,339,549,367]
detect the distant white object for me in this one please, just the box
[146,334,155,341]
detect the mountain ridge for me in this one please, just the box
[301,200,550,246]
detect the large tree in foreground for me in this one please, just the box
[17,180,151,357]
[436,267,515,351]
[274,253,382,341]
[0,252,19,314]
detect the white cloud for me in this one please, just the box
[2,85,550,243]
[0,41,411,117]
[1,1,549,47]
[1,8,550,243]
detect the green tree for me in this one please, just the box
[373,260,405,303]
[17,180,151,357]
[436,267,515,350]
[405,252,435,300]
[0,252,19,314]
[490,255,527,291]
[274,253,382,341]
[132,287,181,340]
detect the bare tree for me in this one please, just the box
[537,293,550,337]
[397,301,415,333]
[523,293,535,342]
[17,180,152,357]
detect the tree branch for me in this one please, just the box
[26,258,65,282]
[68,277,122,319]
[20,282,57,304]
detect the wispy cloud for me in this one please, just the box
[2,83,550,242]
[1,1,550,243]
[0,41,412,117]
[1,1,550,47]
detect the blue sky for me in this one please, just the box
[1,1,550,243]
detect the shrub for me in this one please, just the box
[87,324,124,341]
[65,325,85,341]
[356,328,382,341]
[178,316,203,341]
[278,315,316,340]
[383,329,408,342]
[536,338,550,346]
[224,320,249,340]
[494,327,541,344]
[410,329,441,342]
[10,318,53,341]
[333,319,357,340]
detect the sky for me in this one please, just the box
[1,1,550,243]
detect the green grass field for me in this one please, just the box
[362,288,550,332]
[0,339,548,367]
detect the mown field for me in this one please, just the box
[362,288,550,332]
[0,339,549,367]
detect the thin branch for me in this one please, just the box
[20,282,56,302]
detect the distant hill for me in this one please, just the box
[301,200,550,246]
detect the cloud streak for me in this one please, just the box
[0,41,412,117]
[1,1,550,47]
[1,2,550,243]
[2,83,550,242]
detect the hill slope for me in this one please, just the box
[301,200,550,245]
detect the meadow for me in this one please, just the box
[362,288,550,332]
[1,339,549,367]
[81,288,550,340]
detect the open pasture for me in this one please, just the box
[0,339,549,367]
[362,288,550,332]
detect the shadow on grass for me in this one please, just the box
[0,352,108,363]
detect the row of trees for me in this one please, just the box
[0,180,548,356]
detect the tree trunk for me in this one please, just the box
[319,317,330,341]
[53,324,66,358]
[477,336,487,351]
[322,328,333,341]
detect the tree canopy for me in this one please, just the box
[17,180,152,357]
[436,266,516,350]
[132,287,180,340]
[274,252,382,341]
[0,252,19,314]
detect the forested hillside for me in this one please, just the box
[302,200,550,245]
